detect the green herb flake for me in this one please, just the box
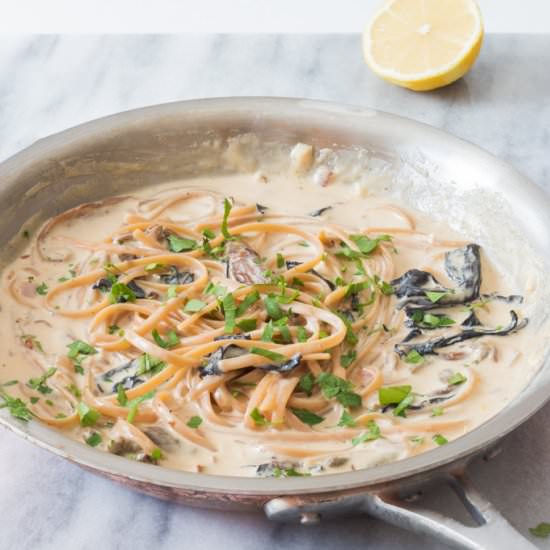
[250,407,268,426]
[529,522,550,538]
[431,406,444,417]
[425,290,448,304]
[433,433,448,446]
[448,372,467,385]
[35,282,49,295]
[337,409,356,427]
[221,198,233,240]
[296,326,308,343]
[27,367,57,395]
[167,234,198,253]
[116,384,128,406]
[0,388,33,422]
[422,313,455,328]
[404,349,424,365]
[291,408,324,426]
[410,435,425,445]
[352,420,381,446]
[350,234,392,256]
[66,384,82,399]
[86,432,102,447]
[202,228,216,239]
[30,396,40,404]
[276,253,285,269]
[108,324,121,335]
[77,402,100,427]
[109,282,136,304]
[378,385,412,406]
[236,289,260,317]
[186,415,203,429]
[151,447,164,461]
[317,373,362,408]
[250,346,286,363]
[298,373,314,396]
[184,299,206,313]
[67,340,97,374]
[145,262,165,272]
[261,320,274,342]
[223,293,237,333]
[167,285,178,299]
[341,350,357,369]
[152,328,180,349]
[393,393,415,417]
[264,294,284,320]
[126,391,155,424]
[136,354,166,377]
[236,318,257,332]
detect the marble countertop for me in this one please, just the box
[1,34,550,550]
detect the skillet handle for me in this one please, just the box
[265,472,536,550]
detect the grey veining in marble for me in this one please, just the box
[1,34,549,550]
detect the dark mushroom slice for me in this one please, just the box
[108,438,155,463]
[256,460,299,477]
[461,311,482,328]
[96,358,144,393]
[144,426,180,451]
[159,266,195,285]
[225,241,268,285]
[199,344,249,377]
[92,278,113,292]
[395,310,527,357]
[256,204,268,215]
[127,280,146,299]
[382,386,457,414]
[262,353,302,374]
[309,206,332,217]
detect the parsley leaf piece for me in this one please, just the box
[264,294,284,320]
[167,234,197,253]
[298,373,314,396]
[27,367,57,395]
[126,391,155,423]
[448,372,467,385]
[378,385,412,406]
[151,447,164,461]
[350,234,392,255]
[85,432,102,447]
[317,373,362,408]
[393,393,415,417]
[184,299,206,313]
[341,350,357,369]
[250,407,268,426]
[250,346,286,363]
[35,282,49,295]
[296,326,308,343]
[145,262,165,272]
[221,198,233,239]
[109,282,136,304]
[236,290,260,317]
[261,320,274,342]
[186,416,203,429]
[135,354,166,376]
[236,318,257,332]
[167,285,178,299]
[431,406,444,417]
[67,340,97,374]
[422,313,455,328]
[0,389,33,421]
[404,349,424,365]
[433,433,448,446]
[223,293,237,333]
[529,522,550,538]
[116,384,128,406]
[291,408,324,426]
[66,384,81,398]
[77,402,100,427]
[152,328,180,349]
[425,290,448,303]
[108,324,121,335]
[276,253,285,269]
[202,228,216,239]
[352,420,381,446]
[337,409,356,427]
[410,435,425,445]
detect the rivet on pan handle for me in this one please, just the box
[264,472,536,550]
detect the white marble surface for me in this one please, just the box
[1,34,550,550]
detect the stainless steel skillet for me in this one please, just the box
[0,97,548,550]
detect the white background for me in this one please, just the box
[0,0,547,34]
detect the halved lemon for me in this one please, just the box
[363,0,484,91]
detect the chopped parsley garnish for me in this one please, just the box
[236,289,260,316]
[152,328,180,349]
[136,354,166,376]
[340,350,357,369]
[109,282,136,304]
[21,334,44,352]
[448,372,467,385]
[425,290,448,303]
[167,234,198,252]
[66,384,82,398]
[151,447,164,461]
[261,320,274,342]
[296,326,308,343]
[116,384,128,406]
[404,349,424,365]
[236,318,257,332]
[250,347,286,363]
[250,407,268,426]
[335,311,358,346]
[291,408,324,426]
[317,372,362,408]
[222,293,237,333]
[85,432,102,447]
[431,406,444,417]
[186,415,203,429]
[22,229,30,239]
[410,435,425,445]
[276,253,285,268]
[77,402,100,427]
[35,282,49,295]
[298,372,314,396]
[0,389,33,421]
[392,393,414,417]
[145,262,165,272]
[349,234,392,255]
[126,391,155,423]
[221,198,233,239]
[271,466,310,477]
[27,367,57,394]
[202,228,216,239]
[184,299,206,313]
[167,285,178,299]
[529,522,550,538]
[337,409,356,427]
[433,433,448,446]
[67,340,97,374]
[264,294,284,320]
[378,385,412,406]
[108,324,121,335]
[30,396,40,404]
[412,311,455,328]
[351,420,381,445]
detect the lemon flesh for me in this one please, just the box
[363,0,484,91]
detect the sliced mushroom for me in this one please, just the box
[225,241,267,285]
